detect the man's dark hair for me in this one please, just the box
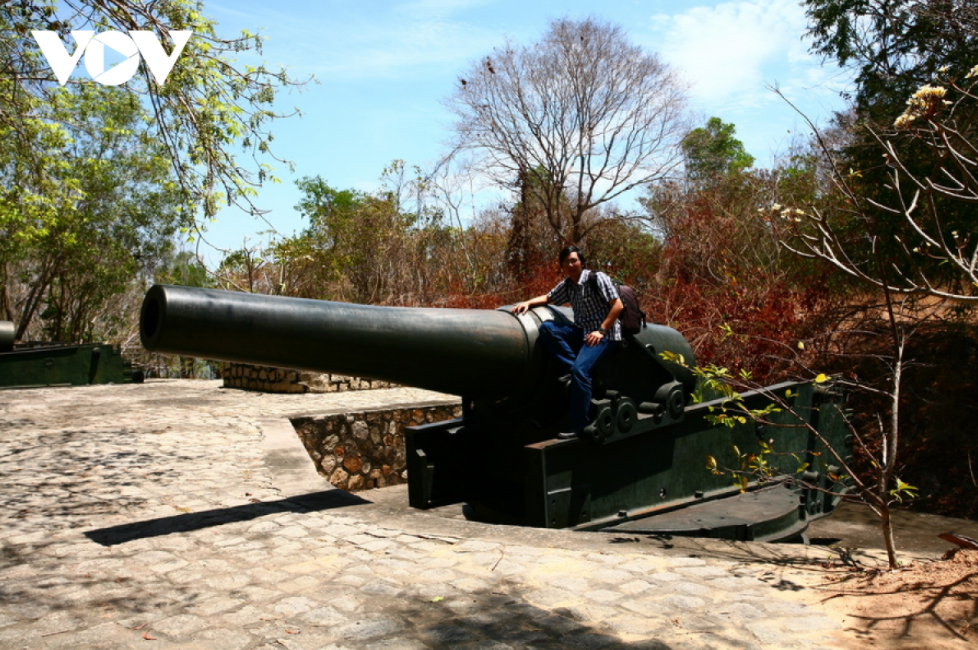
[559,245,585,267]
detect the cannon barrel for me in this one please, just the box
[140,284,547,399]
[0,321,14,353]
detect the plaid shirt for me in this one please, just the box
[547,270,622,341]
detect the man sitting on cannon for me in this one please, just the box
[510,245,624,439]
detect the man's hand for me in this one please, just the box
[511,295,549,315]
[585,330,605,347]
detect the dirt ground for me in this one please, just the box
[786,548,978,650]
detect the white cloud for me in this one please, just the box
[646,0,824,109]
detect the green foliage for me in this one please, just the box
[284,174,421,304]
[156,251,213,288]
[804,0,978,117]
[661,354,783,428]
[800,2,978,292]
[3,0,304,221]
[681,117,755,184]
[889,477,920,503]
[1,1,303,342]
[668,332,923,569]
[1,82,182,341]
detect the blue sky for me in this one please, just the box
[196,0,852,263]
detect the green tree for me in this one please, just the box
[157,250,213,289]
[282,174,419,304]
[3,0,303,221]
[1,0,304,342]
[1,82,182,342]
[800,1,978,291]
[804,0,978,116]
[680,117,755,185]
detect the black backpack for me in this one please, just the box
[586,273,647,336]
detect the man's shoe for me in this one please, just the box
[557,430,579,440]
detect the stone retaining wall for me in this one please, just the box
[291,403,462,491]
[223,362,397,393]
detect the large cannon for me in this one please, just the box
[140,285,848,541]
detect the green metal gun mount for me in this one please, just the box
[0,321,143,389]
[140,285,849,542]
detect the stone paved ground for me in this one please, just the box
[0,380,845,650]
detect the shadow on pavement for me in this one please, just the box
[376,587,681,650]
[84,489,369,546]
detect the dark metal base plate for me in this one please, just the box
[600,484,808,543]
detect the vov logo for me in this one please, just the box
[32,30,192,86]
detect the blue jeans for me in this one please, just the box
[538,320,619,432]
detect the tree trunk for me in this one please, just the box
[879,500,899,569]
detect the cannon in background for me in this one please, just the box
[140,285,849,542]
[0,320,141,389]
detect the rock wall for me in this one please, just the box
[291,403,462,491]
[223,362,397,393]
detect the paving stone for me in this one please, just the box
[359,539,398,553]
[709,576,767,590]
[194,627,257,650]
[663,594,708,609]
[562,630,620,649]
[150,613,208,640]
[550,576,589,591]
[363,638,432,650]
[456,540,501,552]
[583,588,623,603]
[647,570,684,583]
[299,605,348,626]
[487,559,526,576]
[451,641,514,650]
[328,594,364,613]
[332,616,404,640]
[273,595,320,616]
[675,581,713,596]
[30,611,87,637]
[675,565,731,578]
[714,601,767,620]
[420,623,484,648]
[415,567,458,584]
[618,578,653,594]
[449,577,492,593]
[187,595,247,616]
[603,614,662,636]
[0,625,42,650]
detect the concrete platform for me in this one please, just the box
[0,378,951,649]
